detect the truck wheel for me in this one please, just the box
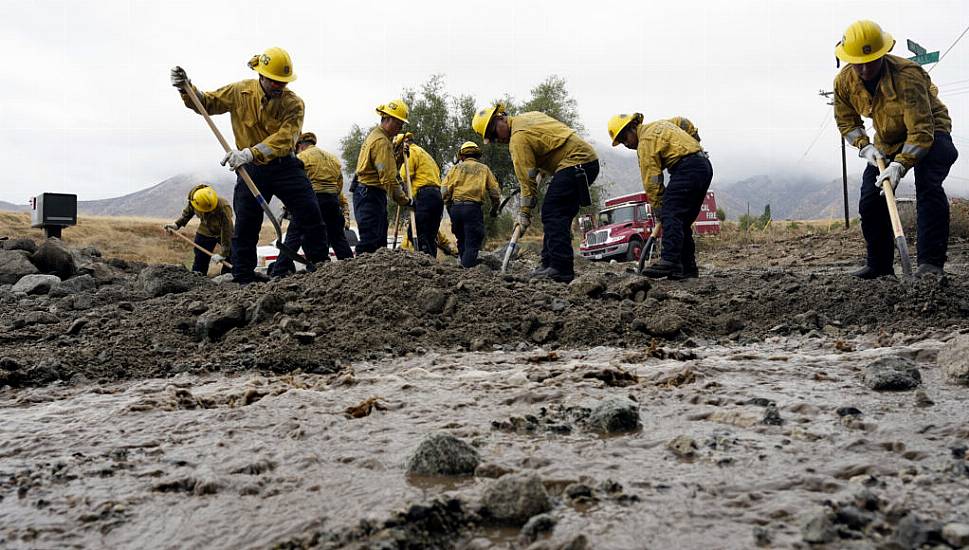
[626,237,643,262]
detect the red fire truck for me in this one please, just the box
[578,191,720,262]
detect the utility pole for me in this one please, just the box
[819,90,850,229]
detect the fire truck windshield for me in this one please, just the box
[598,205,635,226]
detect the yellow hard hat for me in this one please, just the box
[191,186,218,213]
[298,132,317,145]
[459,141,481,156]
[835,20,894,64]
[472,103,505,144]
[393,132,414,147]
[377,99,409,123]
[607,113,643,146]
[247,47,297,83]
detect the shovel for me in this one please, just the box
[165,226,233,269]
[179,80,315,272]
[391,207,402,249]
[500,224,522,275]
[636,222,662,275]
[875,158,913,278]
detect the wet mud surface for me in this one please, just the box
[2,233,969,548]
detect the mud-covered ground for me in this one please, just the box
[2,232,969,548]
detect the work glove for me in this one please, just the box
[211,254,225,263]
[518,207,532,233]
[170,66,189,88]
[858,144,885,167]
[164,224,178,232]
[221,148,254,171]
[875,161,907,196]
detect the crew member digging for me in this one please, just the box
[472,104,599,283]
[352,100,412,254]
[833,20,957,279]
[442,141,501,268]
[165,184,233,275]
[608,113,712,279]
[171,47,329,283]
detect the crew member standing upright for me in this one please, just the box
[352,100,412,254]
[472,104,599,283]
[165,184,233,275]
[170,47,329,283]
[442,141,501,268]
[607,112,712,279]
[833,20,957,278]
[395,133,443,257]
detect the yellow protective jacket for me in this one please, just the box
[355,126,409,205]
[174,184,234,250]
[834,54,951,169]
[507,112,598,207]
[298,145,344,195]
[636,119,703,213]
[442,158,501,206]
[180,79,303,164]
[668,116,701,142]
[399,144,441,194]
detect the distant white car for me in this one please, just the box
[256,227,361,271]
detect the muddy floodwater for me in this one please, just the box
[3,335,969,549]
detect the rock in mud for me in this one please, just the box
[800,507,836,544]
[894,514,943,548]
[943,523,969,547]
[519,513,557,544]
[633,313,685,338]
[247,292,286,323]
[568,275,606,298]
[31,238,78,279]
[49,274,96,297]
[479,472,551,526]
[618,277,650,300]
[24,311,59,325]
[419,288,447,314]
[406,433,481,476]
[586,397,641,434]
[196,303,247,342]
[11,274,61,295]
[0,250,39,284]
[139,264,207,297]
[938,335,969,386]
[863,356,922,391]
[2,238,38,253]
[668,435,698,458]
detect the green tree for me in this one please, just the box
[716,207,726,221]
[338,124,367,180]
[520,75,583,133]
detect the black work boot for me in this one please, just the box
[531,266,574,284]
[643,259,684,279]
[682,265,699,279]
[851,266,895,280]
[529,265,551,277]
[915,263,944,278]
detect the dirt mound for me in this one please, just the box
[2,245,969,387]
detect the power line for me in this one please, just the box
[929,23,969,73]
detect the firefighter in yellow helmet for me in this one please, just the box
[608,113,712,279]
[170,47,329,284]
[164,184,233,274]
[442,141,501,268]
[393,132,443,257]
[833,20,956,279]
[270,132,355,276]
[472,104,598,283]
[351,99,412,254]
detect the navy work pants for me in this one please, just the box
[352,180,388,254]
[192,233,229,275]
[660,153,713,269]
[859,131,957,270]
[450,202,485,268]
[231,155,327,282]
[540,160,600,276]
[414,186,444,256]
[271,191,354,276]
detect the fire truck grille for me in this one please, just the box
[587,230,609,246]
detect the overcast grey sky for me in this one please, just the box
[2,0,967,204]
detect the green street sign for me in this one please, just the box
[909,51,940,65]
[907,39,927,56]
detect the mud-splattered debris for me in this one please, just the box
[344,396,388,419]
[581,367,637,387]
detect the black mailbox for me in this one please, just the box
[30,193,77,238]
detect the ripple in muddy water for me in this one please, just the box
[2,335,969,549]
